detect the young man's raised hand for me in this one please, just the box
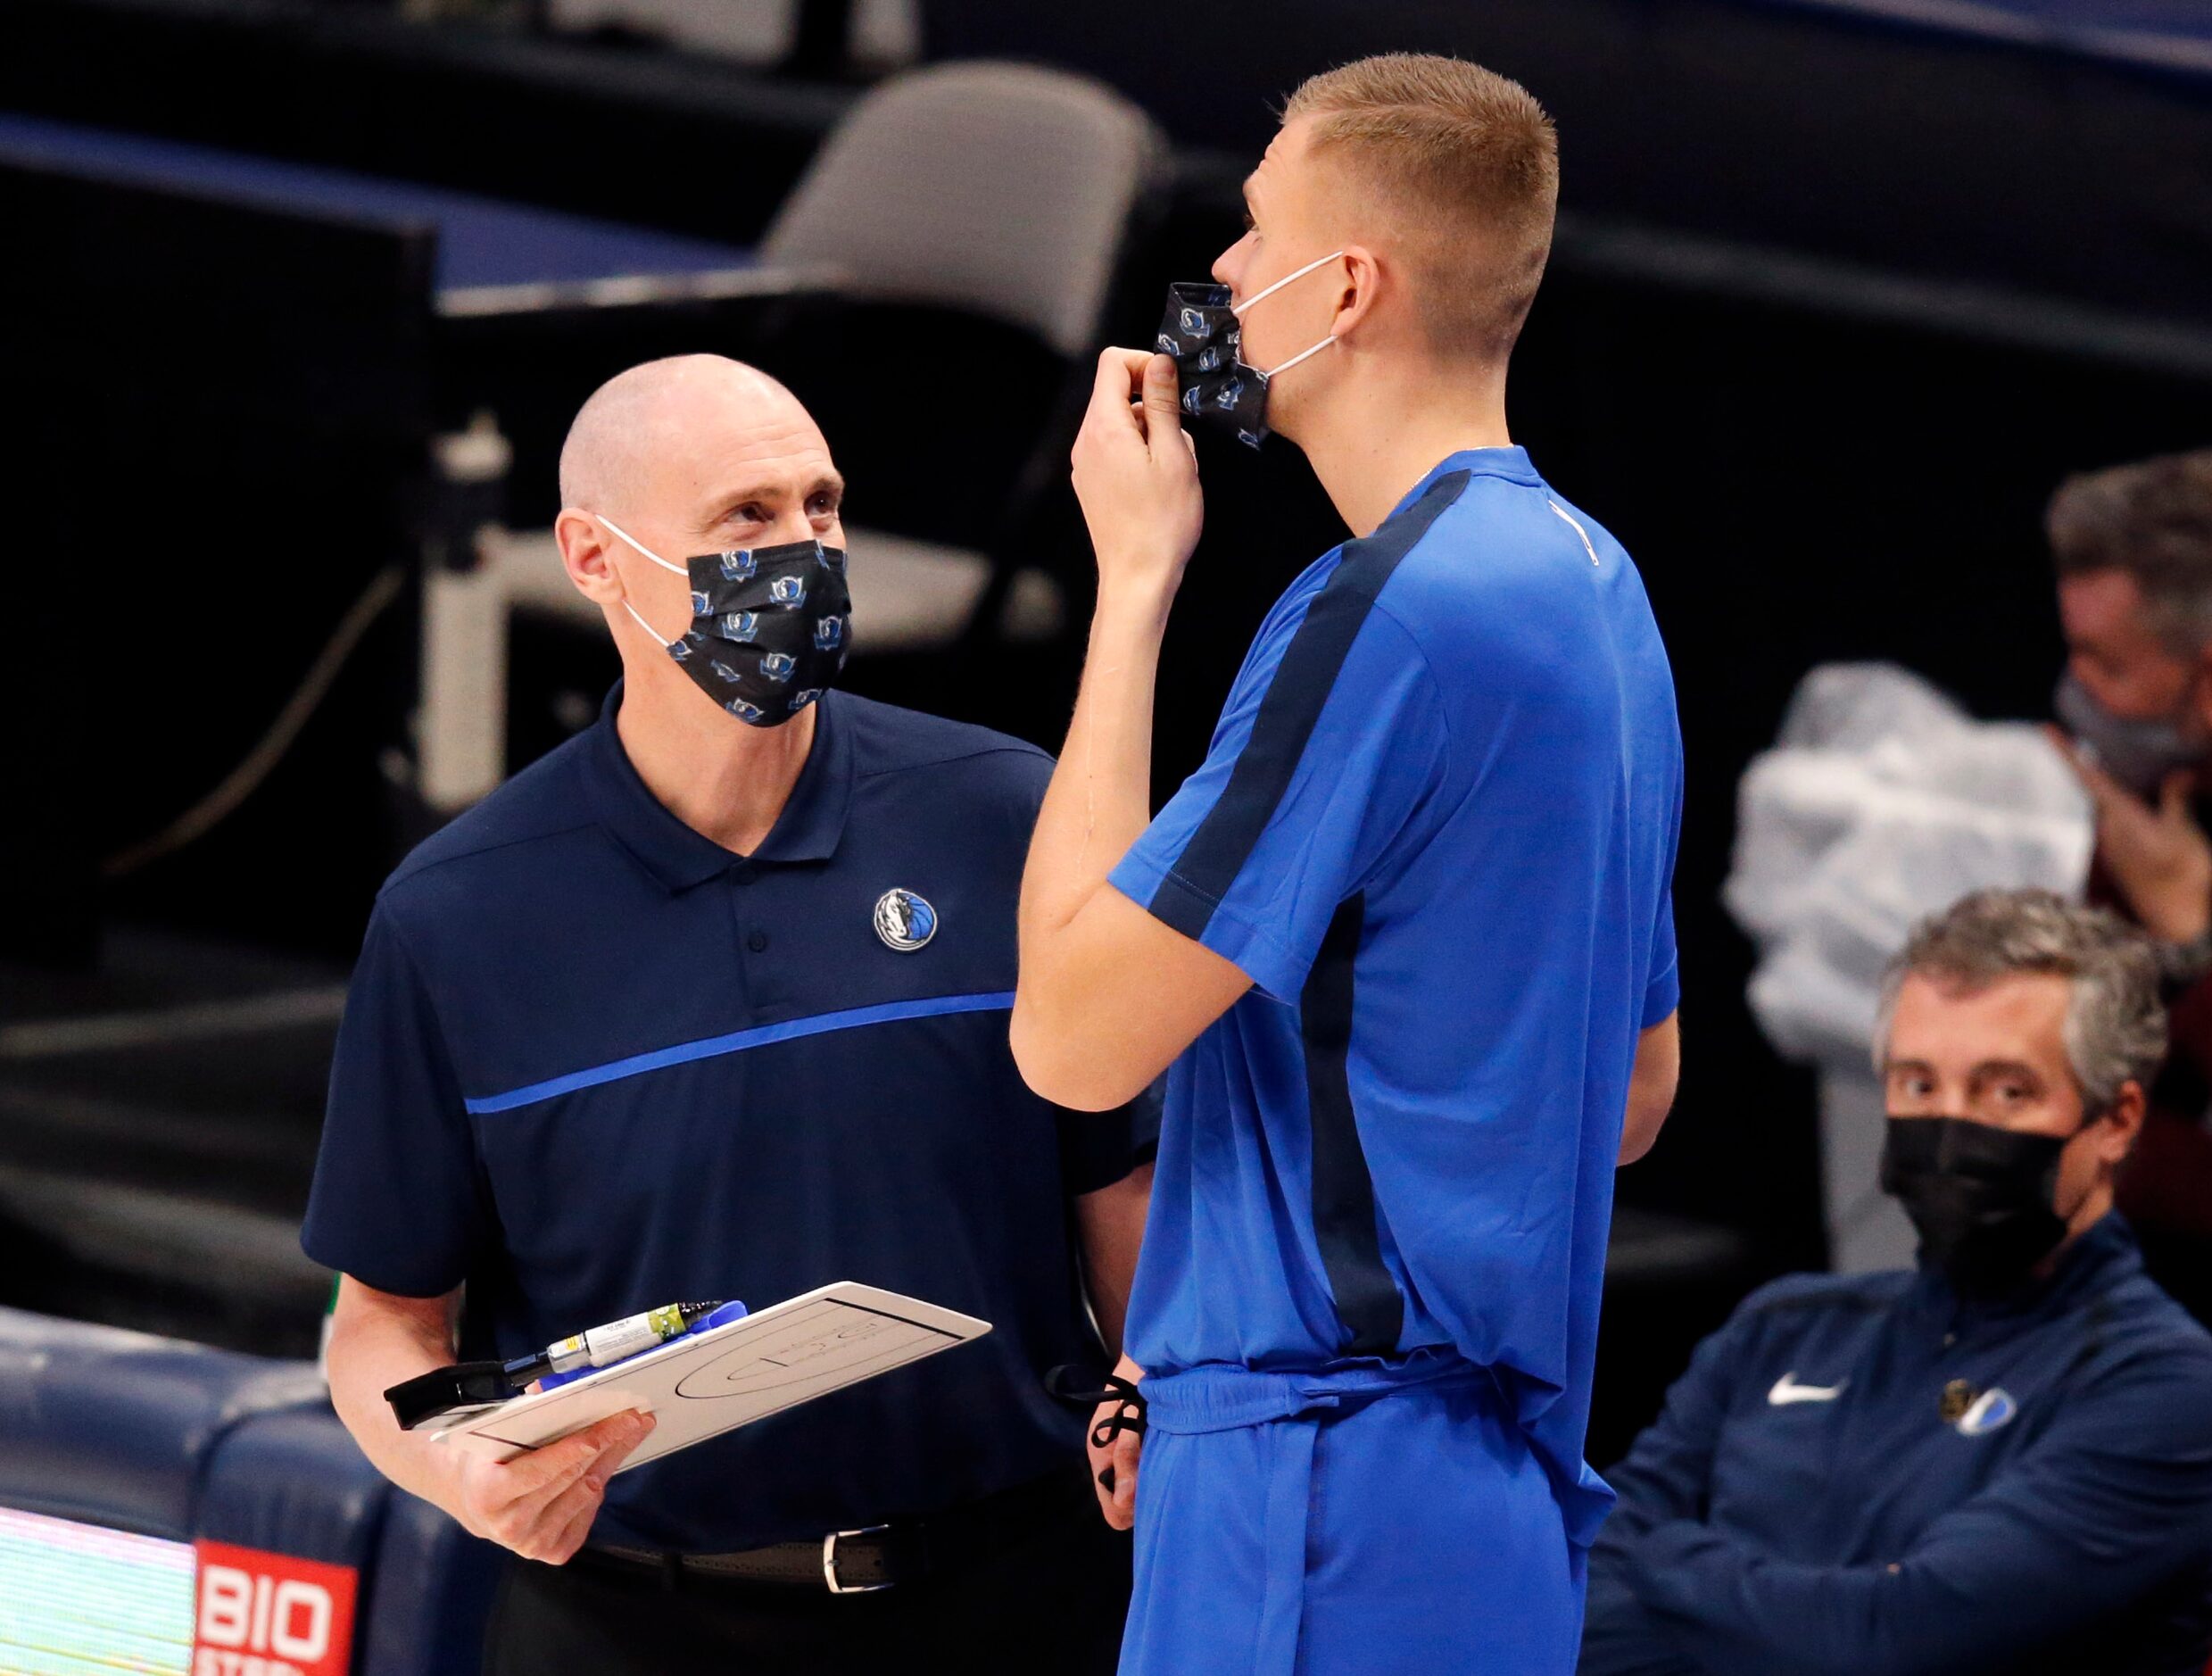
[1070,349,1203,610]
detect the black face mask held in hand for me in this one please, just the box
[600,519,851,727]
[1878,1115,2079,1295]
[1154,248,1344,449]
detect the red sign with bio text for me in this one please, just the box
[191,1541,358,1676]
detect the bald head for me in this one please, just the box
[558,354,824,517]
[551,354,848,659]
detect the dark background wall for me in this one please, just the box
[928,0,2212,329]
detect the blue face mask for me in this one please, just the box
[1155,249,1344,448]
[601,519,851,727]
[2052,672,2202,800]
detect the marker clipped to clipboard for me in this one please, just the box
[384,1282,991,1473]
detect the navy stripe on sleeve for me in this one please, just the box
[1147,469,1470,940]
[1301,892,1403,1356]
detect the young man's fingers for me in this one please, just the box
[1092,1464,1120,1521]
[1086,348,1152,439]
[1140,353,1185,456]
[1111,1431,1141,1523]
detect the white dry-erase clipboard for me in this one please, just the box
[425,1282,991,1473]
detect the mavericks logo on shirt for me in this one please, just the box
[874,889,938,952]
[1951,1385,2019,1437]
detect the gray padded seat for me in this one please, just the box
[763,60,1163,359]
[760,61,1165,649]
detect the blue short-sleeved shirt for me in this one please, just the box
[302,686,1156,1553]
[1108,447,1681,1540]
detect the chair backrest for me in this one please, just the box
[763,60,1165,359]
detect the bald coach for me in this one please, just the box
[306,356,1156,1673]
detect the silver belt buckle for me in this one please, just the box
[823,1524,893,1593]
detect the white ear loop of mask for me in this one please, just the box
[1231,248,1346,381]
[595,514,687,646]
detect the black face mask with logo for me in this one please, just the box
[601,520,851,727]
[1879,1116,2081,1295]
[1152,248,1345,450]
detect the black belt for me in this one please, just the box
[587,1464,1087,1594]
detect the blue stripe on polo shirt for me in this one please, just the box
[465,990,1016,1114]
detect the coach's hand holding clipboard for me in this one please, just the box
[387,1283,991,1471]
[366,1283,989,1565]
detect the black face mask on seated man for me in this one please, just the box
[1878,1114,2092,1295]
[600,518,851,727]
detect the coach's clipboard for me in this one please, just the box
[423,1282,991,1473]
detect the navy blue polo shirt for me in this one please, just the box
[302,686,1156,1553]
[1108,447,1682,1543]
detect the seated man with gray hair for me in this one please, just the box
[1581,889,2212,1676]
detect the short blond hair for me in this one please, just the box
[1284,53,1558,362]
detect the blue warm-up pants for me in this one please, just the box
[1120,1360,1586,1676]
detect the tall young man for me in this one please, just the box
[1013,54,1685,1675]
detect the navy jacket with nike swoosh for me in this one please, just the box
[1580,1214,2212,1676]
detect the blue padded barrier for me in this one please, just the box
[198,1405,394,1577]
[360,1489,504,1676]
[0,1307,323,1539]
[0,1307,501,1674]
[201,1396,505,1675]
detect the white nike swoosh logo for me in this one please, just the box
[1769,1373,1847,1406]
